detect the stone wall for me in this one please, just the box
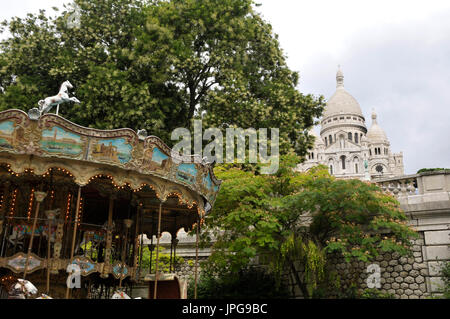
[327,234,429,299]
[282,231,449,299]
[173,257,207,282]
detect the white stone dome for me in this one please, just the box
[366,111,388,143]
[323,68,364,119]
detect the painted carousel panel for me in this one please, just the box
[40,126,83,156]
[0,120,25,150]
[176,163,198,185]
[142,146,171,173]
[4,252,44,274]
[70,256,97,276]
[112,262,131,279]
[89,138,132,165]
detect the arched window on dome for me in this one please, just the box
[369,149,372,156]
[354,133,359,144]
[325,137,328,146]
[329,164,333,175]
[311,152,314,160]
[348,132,352,141]
[329,135,333,144]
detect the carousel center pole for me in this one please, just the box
[65,186,82,299]
[23,191,47,280]
[153,202,162,299]
[46,215,52,294]
[119,219,132,288]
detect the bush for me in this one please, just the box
[360,288,395,299]
[417,168,450,174]
[187,267,290,299]
[441,261,450,299]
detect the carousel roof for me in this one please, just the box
[0,109,221,216]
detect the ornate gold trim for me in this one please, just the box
[0,109,221,207]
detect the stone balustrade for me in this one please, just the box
[374,173,419,197]
[374,170,450,205]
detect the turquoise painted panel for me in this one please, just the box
[176,163,197,184]
[91,138,132,164]
[41,126,83,156]
[0,120,17,149]
[152,147,169,165]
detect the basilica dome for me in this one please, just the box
[322,68,364,119]
[366,111,388,143]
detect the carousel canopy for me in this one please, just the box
[0,109,221,215]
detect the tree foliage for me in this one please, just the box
[187,266,290,299]
[0,0,324,156]
[204,159,418,298]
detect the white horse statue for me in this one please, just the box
[38,80,81,115]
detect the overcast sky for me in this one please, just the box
[1,0,450,174]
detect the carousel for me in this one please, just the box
[0,84,221,299]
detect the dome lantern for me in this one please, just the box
[336,65,344,88]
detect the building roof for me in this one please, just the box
[366,111,388,143]
[323,67,364,119]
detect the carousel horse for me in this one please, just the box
[111,290,131,299]
[6,223,57,256]
[8,279,38,299]
[8,224,57,246]
[38,80,80,115]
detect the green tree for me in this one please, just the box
[138,0,324,155]
[0,0,181,141]
[0,0,324,156]
[139,246,184,275]
[187,266,290,299]
[203,159,418,298]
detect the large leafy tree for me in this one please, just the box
[0,0,323,156]
[0,0,180,141]
[138,0,324,155]
[204,159,417,298]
